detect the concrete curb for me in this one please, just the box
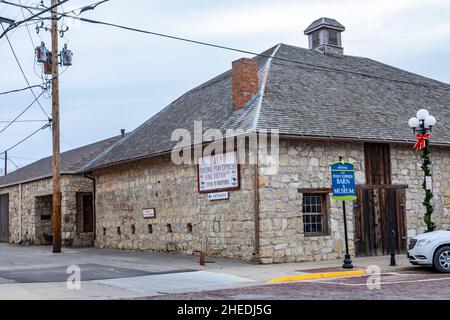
[267,270,366,284]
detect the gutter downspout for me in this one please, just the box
[251,44,280,263]
[19,183,22,242]
[254,148,260,263]
[84,174,96,240]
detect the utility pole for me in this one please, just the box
[51,0,62,253]
[4,151,7,175]
[1,18,13,178]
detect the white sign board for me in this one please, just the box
[208,192,229,201]
[198,151,239,193]
[426,176,433,191]
[143,208,156,219]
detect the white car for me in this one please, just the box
[407,230,450,273]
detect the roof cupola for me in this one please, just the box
[304,17,345,55]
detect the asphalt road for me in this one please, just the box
[148,270,450,300]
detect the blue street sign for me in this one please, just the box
[329,162,357,201]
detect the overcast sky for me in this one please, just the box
[0,0,449,171]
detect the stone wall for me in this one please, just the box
[0,175,93,245]
[257,140,450,264]
[61,176,94,246]
[93,154,257,261]
[258,140,365,264]
[444,152,450,229]
[391,144,450,235]
[92,140,449,264]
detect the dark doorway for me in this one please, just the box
[75,192,95,247]
[354,186,407,256]
[0,194,9,243]
[35,195,53,245]
[364,143,392,185]
[82,194,94,233]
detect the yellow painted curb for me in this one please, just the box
[267,270,366,284]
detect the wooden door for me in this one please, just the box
[364,143,391,185]
[0,194,9,243]
[82,194,94,233]
[354,187,407,256]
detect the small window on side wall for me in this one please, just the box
[302,193,329,236]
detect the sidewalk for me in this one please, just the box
[205,254,414,283]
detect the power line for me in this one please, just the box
[1,24,51,119]
[55,13,450,93]
[0,119,48,123]
[17,0,46,83]
[1,121,51,154]
[0,0,69,39]
[2,155,38,161]
[63,0,109,16]
[7,158,20,169]
[5,0,450,93]
[6,2,449,92]
[0,84,43,95]
[18,0,36,48]
[0,90,45,134]
[0,157,20,171]
[0,0,38,14]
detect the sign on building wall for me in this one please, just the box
[208,192,230,201]
[198,151,240,193]
[329,162,357,201]
[143,208,156,219]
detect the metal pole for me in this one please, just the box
[390,229,396,266]
[4,151,7,175]
[51,0,62,254]
[342,201,353,269]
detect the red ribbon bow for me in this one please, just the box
[414,133,430,151]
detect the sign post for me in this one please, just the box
[329,157,357,269]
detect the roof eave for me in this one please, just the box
[0,172,79,189]
[81,132,450,174]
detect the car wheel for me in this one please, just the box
[433,246,450,273]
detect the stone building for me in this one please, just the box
[76,18,449,263]
[0,135,122,246]
[1,18,449,264]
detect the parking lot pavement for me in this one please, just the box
[0,243,247,273]
[148,270,450,300]
[0,244,256,299]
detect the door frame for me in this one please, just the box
[0,194,9,243]
[353,184,408,257]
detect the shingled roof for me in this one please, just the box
[85,43,450,171]
[304,17,346,34]
[0,135,123,188]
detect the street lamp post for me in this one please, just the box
[408,109,437,232]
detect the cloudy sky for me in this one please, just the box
[0,0,449,171]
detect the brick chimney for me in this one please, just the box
[232,58,259,111]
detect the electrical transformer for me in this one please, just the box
[61,44,73,66]
[35,42,48,63]
[44,52,52,75]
